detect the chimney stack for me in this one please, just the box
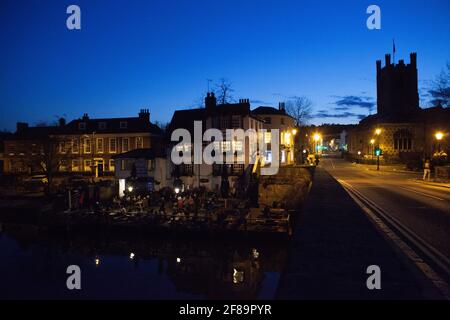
[279,102,286,111]
[82,113,89,120]
[139,108,150,122]
[205,92,217,109]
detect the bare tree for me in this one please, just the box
[215,78,235,104]
[285,96,313,127]
[429,63,450,107]
[26,135,65,194]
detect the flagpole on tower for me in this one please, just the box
[393,39,396,64]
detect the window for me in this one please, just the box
[98,122,107,130]
[84,160,92,172]
[264,117,271,124]
[281,118,285,125]
[264,132,272,144]
[120,121,128,129]
[281,150,286,163]
[72,139,79,154]
[59,141,66,154]
[84,139,91,154]
[109,138,117,153]
[109,159,115,172]
[221,141,231,152]
[122,138,129,152]
[232,116,241,128]
[59,160,68,172]
[78,122,86,130]
[221,117,231,129]
[136,137,143,149]
[120,159,126,171]
[72,160,80,172]
[393,129,412,151]
[233,140,243,152]
[96,138,104,153]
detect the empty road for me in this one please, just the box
[322,157,450,284]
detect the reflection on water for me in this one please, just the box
[0,223,288,299]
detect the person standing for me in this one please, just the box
[423,159,431,181]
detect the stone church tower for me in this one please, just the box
[376,52,420,119]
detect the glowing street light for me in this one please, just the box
[95,258,100,266]
[176,257,181,263]
[129,252,135,260]
[375,128,382,136]
[292,129,298,135]
[313,133,321,142]
[127,186,133,193]
[435,132,444,141]
[370,139,375,145]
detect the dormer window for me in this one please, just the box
[78,122,86,130]
[120,121,128,129]
[98,122,107,130]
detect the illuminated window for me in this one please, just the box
[109,159,115,172]
[109,138,117,153]
[72,139,79,154]
[136,137,143,149]
[96,138,104,153]
[59,141,66,154]
[84,139,91,154]
[233,140,243,152]
[84,160,92,172]
[281,150,286,163]
[222,141,231,152]
[264,132,272,144]
[72,160,80,172]
[122,138,129,152]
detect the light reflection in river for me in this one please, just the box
[0,224,288,299]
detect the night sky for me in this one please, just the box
[0,0,449,131]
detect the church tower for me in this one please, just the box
[376,52,420,119]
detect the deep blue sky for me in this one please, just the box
[0,0,449,131]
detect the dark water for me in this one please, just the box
[0,223,288,299]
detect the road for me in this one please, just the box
[321,157,450,283]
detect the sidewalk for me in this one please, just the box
[276,167,440,300]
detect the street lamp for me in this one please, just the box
[435,131,444,153]
[375,128,382,136]
[313,133,321,155]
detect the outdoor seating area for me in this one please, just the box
[42,187,293,238]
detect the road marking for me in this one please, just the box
[338,179,450,299]
[398,186,445,201]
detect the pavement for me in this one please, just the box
[276,165,445,300]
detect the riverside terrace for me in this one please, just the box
[0,166,312,239]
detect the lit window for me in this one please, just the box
[72,139,79,154]
[109,159,115,172]
[122,138,129,152]
[136,137,143,149]
[96,138,104,153]
[264,132,272,144]
[233,140,243,152]
[109,138,117,153]
[84,139,91,154]
[72,160,80,172]
[84,160,92,172]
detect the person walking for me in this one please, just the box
[423,159,431,181]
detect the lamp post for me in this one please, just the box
[435,132,444,152]
[370,139,375,160]
[375,128,381,171]
[313,133,321,155]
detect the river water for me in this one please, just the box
[0,223,288,299]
